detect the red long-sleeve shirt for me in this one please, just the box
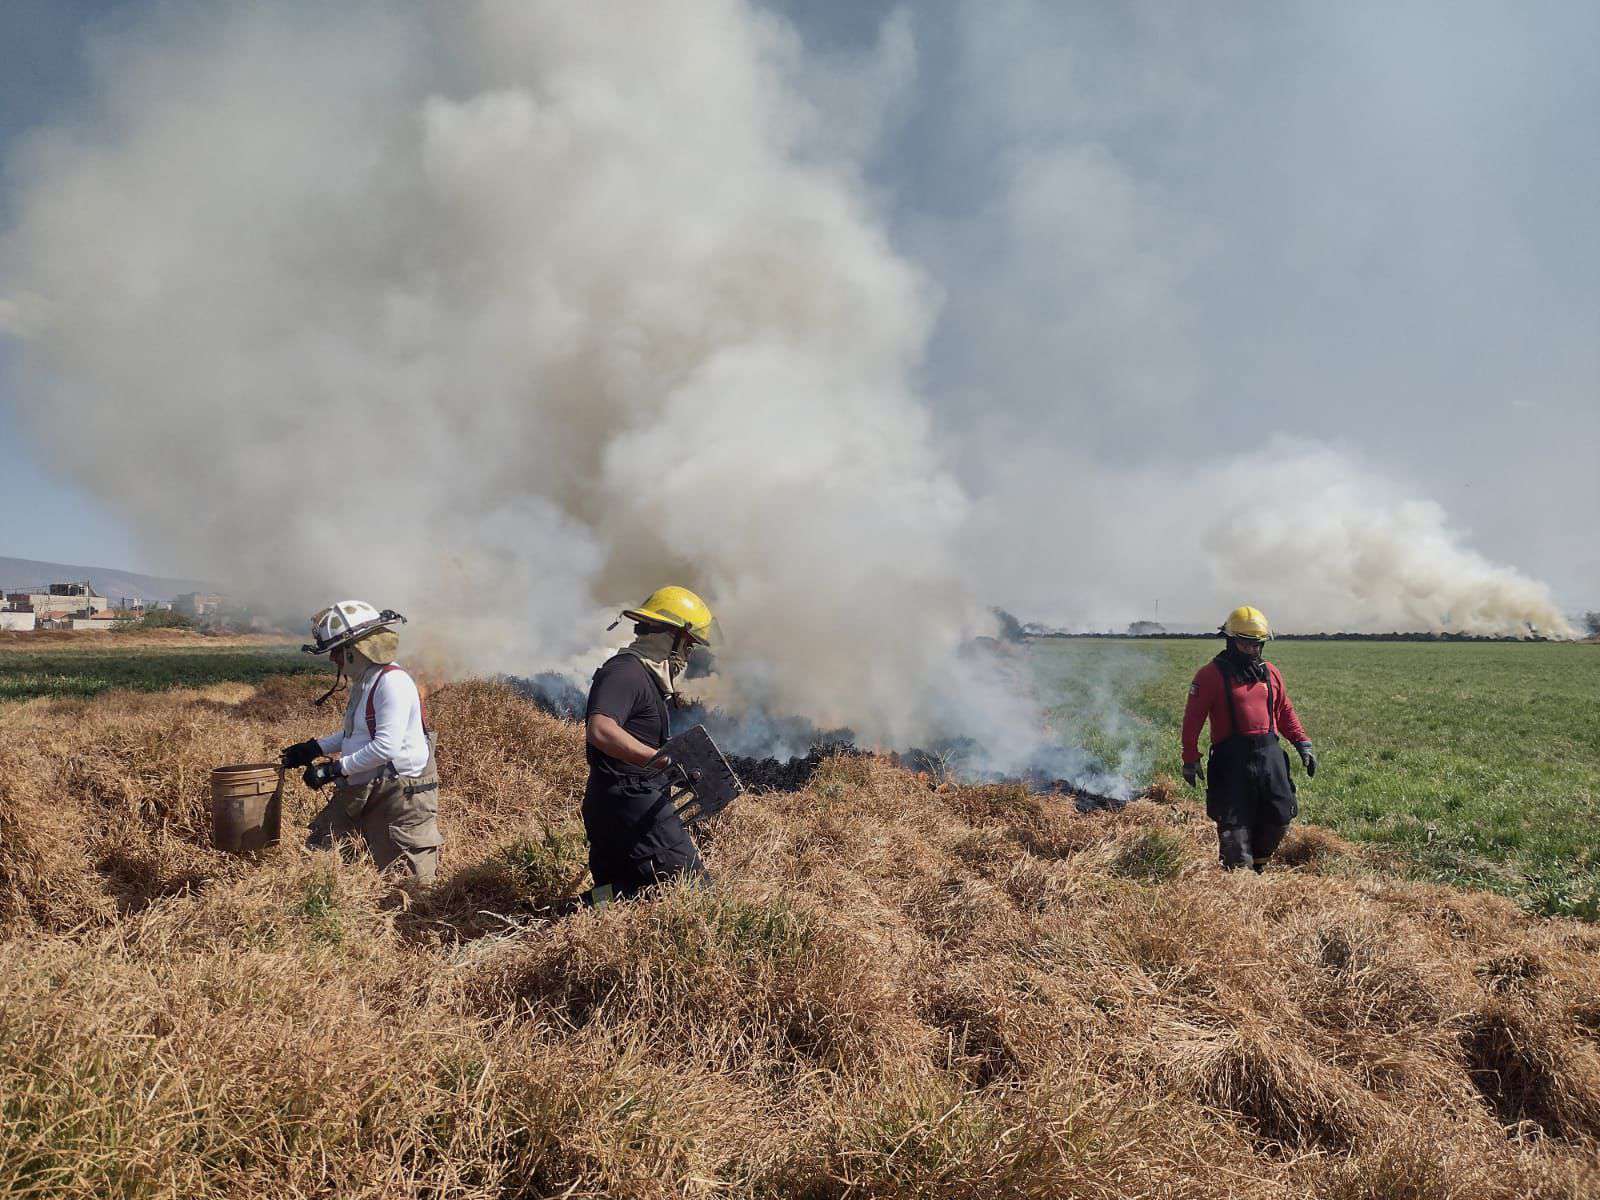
[1181,660,1309,764]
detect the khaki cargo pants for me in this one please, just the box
[308,738,443,883]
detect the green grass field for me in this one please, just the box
[1032,638,1600,919]
[0,643,329,702]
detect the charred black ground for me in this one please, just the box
[720,744,867,793]
[510,673,1131,808]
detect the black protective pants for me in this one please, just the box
[1206,732,1297,873]
[582,772,704,902]
[1217,822,1290,873]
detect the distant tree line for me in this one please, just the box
[121,609,195,631]
[1033,630,1565,644]
[114,603,270,635]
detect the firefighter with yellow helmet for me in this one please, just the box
[1181,606,1317,872]
[280,601,443,883]
[581,586,721,901]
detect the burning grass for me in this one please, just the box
[2,677,1599,1197]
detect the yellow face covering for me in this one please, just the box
[355,628,400,665]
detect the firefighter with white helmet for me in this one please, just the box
[581,585,721,902]
[1181,606,1318,872]
[280,601,443,883]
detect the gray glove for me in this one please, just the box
[1295,742,1317,777]
[1182,761,1203,788]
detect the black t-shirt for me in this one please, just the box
[584,654,669,790]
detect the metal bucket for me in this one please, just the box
[210,763,284,853]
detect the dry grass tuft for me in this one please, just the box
[1160,1014,1374,1151]
[2,677,1598,1197]
[1462,1000,1600,1141]
[1277,823,1357,869]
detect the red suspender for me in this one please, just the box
[366,664,430,738]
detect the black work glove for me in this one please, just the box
[281,738,322,769]
[1296,742,1317,777]
[1182,761,1203,788]
[303,759,345,790]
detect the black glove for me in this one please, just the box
[1296,742,1317,777]
[281,738,322,769]
[302,759,345,790]
[1182,761,1203,788]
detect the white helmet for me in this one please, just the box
[303,600,406,657]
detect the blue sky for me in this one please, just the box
[1,0,144,567]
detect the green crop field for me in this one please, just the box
[0,641,330,701]
[1031,637,1600,919]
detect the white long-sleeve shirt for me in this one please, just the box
[317,663,430,784]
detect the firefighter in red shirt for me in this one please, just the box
[1182,606,1318,872]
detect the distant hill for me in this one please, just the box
[0,555,217,605]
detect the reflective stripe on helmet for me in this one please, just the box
[302,601,407,655]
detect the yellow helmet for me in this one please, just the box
[621,585,721,645]
[1222,605,1272,641]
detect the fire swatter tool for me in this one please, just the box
[658,724,744,827]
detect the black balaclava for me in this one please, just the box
[1215,638,1269,683]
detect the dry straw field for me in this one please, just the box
[2,674,1599,1198]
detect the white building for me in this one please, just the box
[69,616,119,632]
[50,581,110,613]
[0,611,36,632]
[4,581,110,615]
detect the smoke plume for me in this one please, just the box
[1203,444,1576,637]
[0,0,978,744]
[0,0,1580,780]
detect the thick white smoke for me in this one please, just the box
[1203,444,1576,637]
[0,0,1579,774]
[957,437,1575,638]
[0,0,976,741]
